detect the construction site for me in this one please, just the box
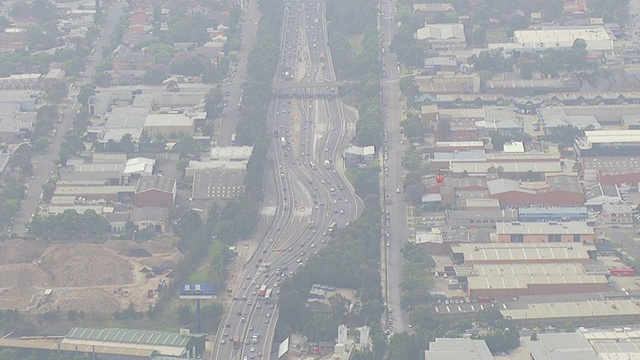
[0,239,183,313]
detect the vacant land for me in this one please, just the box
[0,239,182,313]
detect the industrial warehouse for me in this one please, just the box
[0,328,205,360]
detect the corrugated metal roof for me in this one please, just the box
[65,328,191,347]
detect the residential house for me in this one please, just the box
[113,52,155,71]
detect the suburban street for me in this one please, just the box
[12,0,128,236]
[217,0,261,146]
[212,0,362,358]
[379,0,410,332]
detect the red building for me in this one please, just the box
[134,175,177,208]
[487,175,584,207]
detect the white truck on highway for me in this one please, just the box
[280,137,286,147]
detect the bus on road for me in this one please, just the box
[231,133,236,144]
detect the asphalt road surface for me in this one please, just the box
[378,0,411,333]
[12,0,127,237]
[217,0,261,146]
[212,0,361,359]
[604,227,640,259]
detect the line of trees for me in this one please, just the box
[327,0,384,150]
[0,179,27,237]
[27,209,110,241]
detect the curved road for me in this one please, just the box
[213,0,362,359]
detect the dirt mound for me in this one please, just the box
[0,263,49,288]
[50,288,125,313]
[123,248,152,257]
[140,238,178,254]
[39,244,134,287]
[0,240,46,265]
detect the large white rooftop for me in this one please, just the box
[451,243,596,263]
[584,130,640,144]
[468,263,607,291]
[496,221,594,235]
[516,27,610,43]
[416,23,465,41]
[144,113,195,127]
[501,299,640,321]
[425,338,494,360]
[209,146,253,161]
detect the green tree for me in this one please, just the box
[3,199,20,215]
[565,38,588,72]
[142,68,168,85]
[171,57,206,77]
[45,79,68,103]
[64,57,86,77]
[490,131,506,151]
[537,49,565,77]
[437,119,452,140]
[387,332,426,360]
[145,43,175,64]
[92,71,112,87]
[0,348,17,360]
[0,16,10,32]
[10,143,33,176]
[120,133,135,153]
[205,87,224,119]
[400,114,427,143]
[77,84,96,107]
[517,58,534,79]
[167,20,198,43]
[25,24,57,49]
[166,80,180,92]
[174,135,200,158]
[484,328,520,354]
[176,158,189,176]
[33,137,50,154]
[401,146,422,172]
[469,48,512,73]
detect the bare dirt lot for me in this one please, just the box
[0,239,182,313]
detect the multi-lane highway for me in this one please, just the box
[213,0,362,359]
[378,0,411,333]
